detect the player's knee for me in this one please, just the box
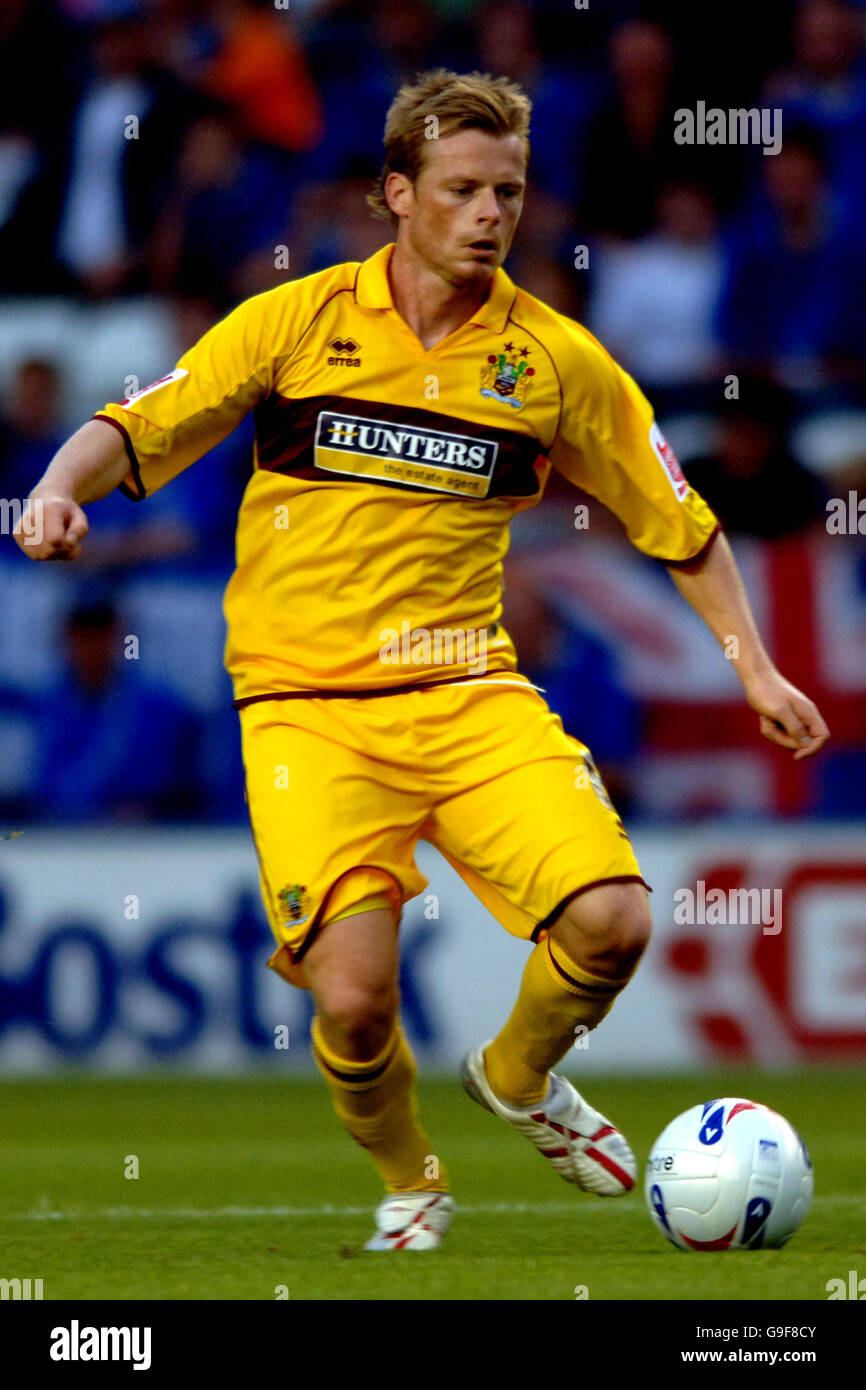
[611,902,652,974]
[554,882,652,976]
[318,983,398,1059]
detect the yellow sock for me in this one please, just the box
[311,1017,448,1194]
[484,935,634,1107]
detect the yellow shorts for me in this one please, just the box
[239,676,649,987]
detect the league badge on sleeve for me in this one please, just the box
[121,368,189,407]
[650,422,689,501]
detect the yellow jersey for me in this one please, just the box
[94,242,719,703]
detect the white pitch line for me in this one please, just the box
[11,1202,582,1222]
[8,1195,864,1222]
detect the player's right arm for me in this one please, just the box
[13,419,130,561]
[13,268,339,563]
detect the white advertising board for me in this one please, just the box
[0,826,863,1073]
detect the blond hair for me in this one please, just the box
[367,68,532,222]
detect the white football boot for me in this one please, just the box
[461,1041,636,1196]
[364,1191,455,1251]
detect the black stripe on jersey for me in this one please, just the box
[232,667,515,708]
[253,393,546,499]
[94,413,146,501]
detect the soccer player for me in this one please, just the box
[15,70,829,1250]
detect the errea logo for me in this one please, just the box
[327,337,361,367]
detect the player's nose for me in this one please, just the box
[475,188,501,222]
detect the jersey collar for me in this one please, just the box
[355,243,516,335]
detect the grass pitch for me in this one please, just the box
[1,1070,863,1301]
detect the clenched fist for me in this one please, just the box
[13,495,89,561]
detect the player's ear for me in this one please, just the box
[384,170,413,220]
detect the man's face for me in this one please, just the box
[388,128,526,288]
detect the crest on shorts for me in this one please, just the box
[480,342,535,410]
[278,883,311,927]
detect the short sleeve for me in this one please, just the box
[94,290,278,500]
[549,322,720,563]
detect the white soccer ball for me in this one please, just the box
[645,1097,814,1251]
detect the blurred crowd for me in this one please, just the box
[1,0,865,826]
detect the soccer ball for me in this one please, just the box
[645,1097,813,1251]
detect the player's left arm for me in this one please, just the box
[547,320,829,759]
[665,531,830,759]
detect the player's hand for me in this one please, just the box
[12,495,89,561]
[743,670,830,760]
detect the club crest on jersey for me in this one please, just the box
[480,342,535,409]
[278,883,311,927]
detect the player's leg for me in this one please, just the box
[482,881,651,1108]
[459,879,647,1196]
[303,903,400,1061]
[303,900,445,1191]
[426,680,648,1193]
[461,889,644,1195]
[460,880,649,1197]
[303,897,453,1248]
[239,696,451,1245]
